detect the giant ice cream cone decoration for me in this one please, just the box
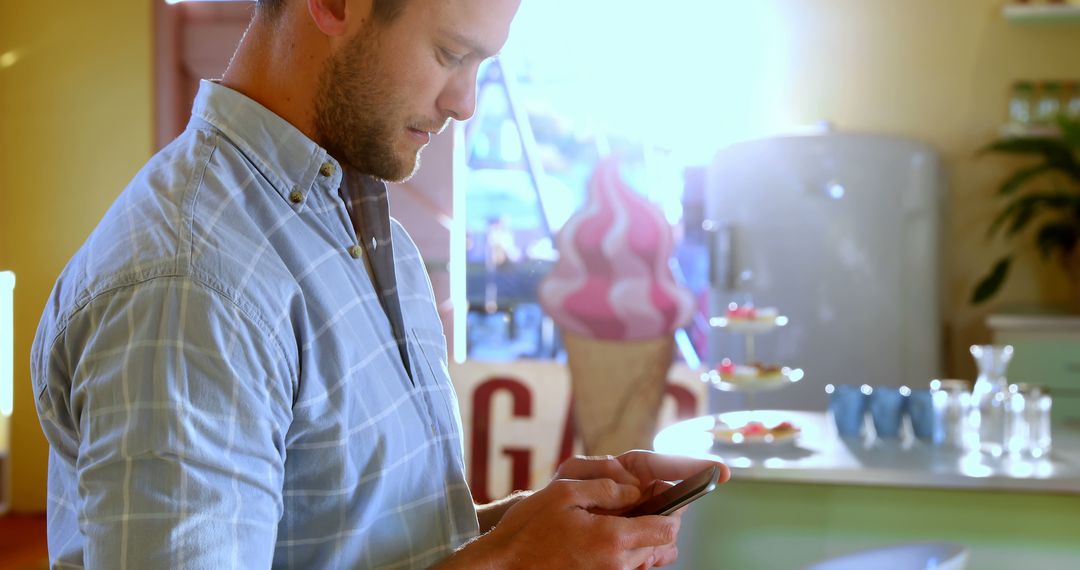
[539,158,695,455]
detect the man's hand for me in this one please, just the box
[438,452,729,570]
[552,451,730,567]
[438,477,679,570]
[556,451,730,493]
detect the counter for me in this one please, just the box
[654,410,1080,494]
[655,411,1080,569]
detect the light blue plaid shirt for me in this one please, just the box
[32,80,478,569]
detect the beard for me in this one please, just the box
[312,28,423,183]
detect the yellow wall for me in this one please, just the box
[763,0,1080,377]
[1,0,1079,513]
[0,0,153,512]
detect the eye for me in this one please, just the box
[439,47,465,67]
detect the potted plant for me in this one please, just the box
[972,115,1080,307]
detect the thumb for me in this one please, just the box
[554,478,642,512]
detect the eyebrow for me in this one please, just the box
[440,29,500,59]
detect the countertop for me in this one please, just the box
[653,410,1080,495]
[987,312,1080,332]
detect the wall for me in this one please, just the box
[760,0,1080,377]
[0,0,153,512]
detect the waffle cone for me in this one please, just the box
[563,332,674,456]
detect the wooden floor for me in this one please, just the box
[0,514,48,570]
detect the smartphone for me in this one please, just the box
[623,465,721,517]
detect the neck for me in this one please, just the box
[220,13,328,143]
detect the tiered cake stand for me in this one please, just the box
[703,308,804,411]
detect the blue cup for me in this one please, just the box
[827,384,871,437]
[908,388,944,445]
[869,386,909,439]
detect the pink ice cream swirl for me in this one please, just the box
[539,157,695,341]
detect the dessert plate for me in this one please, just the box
[711,419,801,447]
[708,314,788,334]
[702,365,804,393]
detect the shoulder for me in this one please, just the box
[36,127,298,355]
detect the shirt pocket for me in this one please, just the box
[409,327,465,447]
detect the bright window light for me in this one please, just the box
[451,126,469,364]
[0,271,14,417]
[502,0,787,165]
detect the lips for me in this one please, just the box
[407,127,431,145]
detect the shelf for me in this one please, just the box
[701,366,805,393]
[999,123,1062,138]
[1003,4,1080,24]
[708,315,789,334]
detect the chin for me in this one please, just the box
[395,148,425,182]
[374,155,421,183]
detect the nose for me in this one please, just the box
[436,66,478,122]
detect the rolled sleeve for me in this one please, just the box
[41,276,294,569]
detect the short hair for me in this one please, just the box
[257,0,407,23]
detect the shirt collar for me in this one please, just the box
[187,80,344,201]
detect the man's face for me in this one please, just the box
[313,0,520,182]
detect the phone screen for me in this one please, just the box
[623,465,721,517]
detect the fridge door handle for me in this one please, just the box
[705,220,735,291]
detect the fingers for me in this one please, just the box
[547,478,642,512]
[556,456,641,487]
[608,513,680,551]
[624,516,680,569]
[542,480,680,547]
[618,450,731,485]
[651,543,680,567]
[490,478,683,570]
[629,548,660,570]
[630,545,678,570]
[643,479,673,500]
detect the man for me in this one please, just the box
[31,0,728,567]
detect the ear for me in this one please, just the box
[307,0,372,37]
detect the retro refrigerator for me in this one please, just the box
[703,131,944,411]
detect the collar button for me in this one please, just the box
[289,190,304,204]
[319,162,336,177]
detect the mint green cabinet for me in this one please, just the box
[679,480,1080,569]
[989,314,1080,423]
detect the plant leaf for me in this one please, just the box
[1007,200,1038,236]
[1035,221,1080,260]
[997,164,1054,196]
[979,137,1080,182]
[979,137,1069,157]
[1057,115,1080,149]
[987,192,1080,239]
[971,256,1012,305]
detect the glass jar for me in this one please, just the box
[970,344,1014,457]
[1034,82,1063,126]
[1065,81,1080,121]
[1009,81,1035,127]
[1026,386,1053,458]
[1005,383,1054,458]
[930,379,973,450]
[1005,384,1029,456]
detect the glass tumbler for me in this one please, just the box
[931,379,973,450]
